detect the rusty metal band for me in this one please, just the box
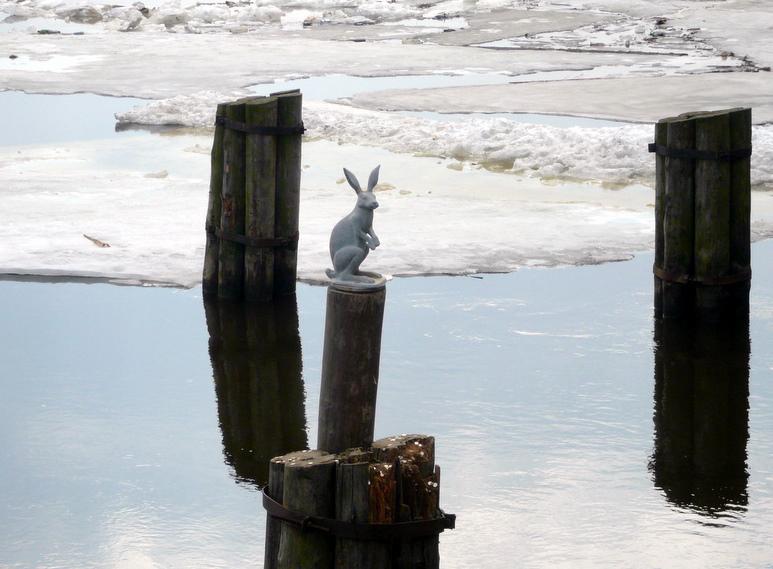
[648,143,752,161]
[262,487,455,541]
[653,264,751,286]
[214,115,305,135]
[206,225,298,250]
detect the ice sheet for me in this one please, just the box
[116,97,773,188]
[3,132,773,287]
[349,73,773,125]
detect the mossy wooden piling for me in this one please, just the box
[652,107,752,320]
[203,92,303,302]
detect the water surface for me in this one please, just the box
[2,244,773,568]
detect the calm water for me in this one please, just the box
[2,245,773,568]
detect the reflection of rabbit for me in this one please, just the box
[325,166,381,283]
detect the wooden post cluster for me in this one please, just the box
[264,435,447,569]
[203,90,303,302]
[653,107,752,320]
[318,282,386,453]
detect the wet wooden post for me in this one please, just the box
[652,107,752,320]
[245,97,278,302]
[265,450,327,569]
[202,102,227,297]
[334,457,392,569]
[277,453,337,569]
[217,100,247,300]
[273,90,303,295]
[317,282,387,453]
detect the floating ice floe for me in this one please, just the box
[116,96,773,188]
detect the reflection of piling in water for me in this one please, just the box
[651,315,750,513]
[205,295,307,487]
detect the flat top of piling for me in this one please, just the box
[658,107,751,124]
[328,273,387,293]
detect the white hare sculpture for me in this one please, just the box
[326,165,381,283]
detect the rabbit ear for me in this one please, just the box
[367,165,380,192]
[343,168,362,193]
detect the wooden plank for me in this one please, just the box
[728,107,752,312]
[217,101,247,299]
[266,450,328,569]
[662,114,696,318]
[272,90,303,295]
[244,97,278,302]
[654,120,668,318]
[202,102,227,297]
[694,110,732,316]
[335,461,391,569]
[277,453,337,569]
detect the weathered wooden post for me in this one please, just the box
[218,100,247,300]
[650,107,752,320]
[274,90,304,295]
[318,282,386,453]
[202,91,303,301]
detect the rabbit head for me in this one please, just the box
[343,166,380,210]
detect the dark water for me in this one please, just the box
[1,246,773,568]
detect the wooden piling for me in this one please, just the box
[653,107,751,320]
[335,461,391,569]
[653,120,667,316]
[217,101,247,300]
[245,97,278,302]
[318,283,387,453]
[265,450,327,569]
[662,115,695,319]
[204,93,304,301]
[273,90,303,295]
[729,108,752,312]
[277,453,337,569]
[694,111,732,315]
[203,102,227,297]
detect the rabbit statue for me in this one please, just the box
[326,165,382,283]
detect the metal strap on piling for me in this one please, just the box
[653,264,751,286]
[647,143,751,161]
[261,487,455,541]
[215,115,305,136]
[206,225,299,250]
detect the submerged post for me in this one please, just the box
[651,107,752,320]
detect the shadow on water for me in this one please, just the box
[650,314,750,516]
[204,296,308,487]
